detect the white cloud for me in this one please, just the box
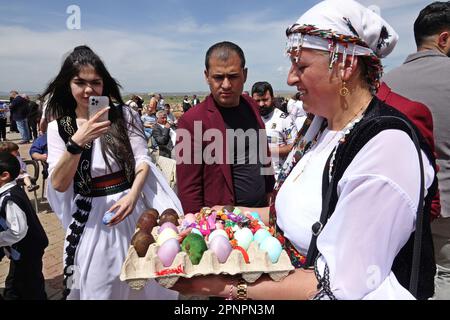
[0,10,295,93]
[359,0,427,10]
[0,1,432,93]
[0,25,208,93]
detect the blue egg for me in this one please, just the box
[191,228,203,237]
[260,237,283,263]
[253,229,271,245]
[102,211,115,225]
[234,228,253,250]
[250,212,262,221]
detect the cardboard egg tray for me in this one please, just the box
[120,226,295,290]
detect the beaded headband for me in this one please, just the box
[286,24,383,93]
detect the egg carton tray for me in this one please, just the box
[120,227,295,290]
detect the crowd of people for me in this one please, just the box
[0,0,449,301]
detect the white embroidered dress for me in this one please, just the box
[47,108,182,300]
[276,128,435,300]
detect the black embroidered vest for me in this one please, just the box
[0,185,48,260]
[322,98,437,300]
[57,115,94,196]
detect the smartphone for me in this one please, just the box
[88,96,110,121]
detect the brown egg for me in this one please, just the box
[142,208,159,220]
[161,208,178,219]
[136,212,158,234]
[159,213,179,226]
[132,231,155,257]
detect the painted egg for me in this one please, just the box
[209,235,233,263]
[181,233,208,265]
[208,229,229,242]
[191,228,204,237]
[102,211,115,225]
[157,228,178,245]
[233,228,253,250]
[250,212,262,221]
[253,228,272,245]
[260,236,283,263]
[232,225,240,232]
[183,213,196,225]
[157,238,180,267]
[215,222,224,230]
[158,222,179,234]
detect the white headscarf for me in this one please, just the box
[286,0,398,58]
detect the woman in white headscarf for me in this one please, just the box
[173,0,437,300]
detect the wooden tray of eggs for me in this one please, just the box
[120,207,295,290]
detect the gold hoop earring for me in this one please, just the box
[340,81,349,97]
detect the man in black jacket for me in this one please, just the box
[9,91,31,144]
[151,111,174,158]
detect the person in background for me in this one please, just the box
[382,1,450,300]
[251,81,297,178]
[151,111,175,158]
[9,91,30,144]
[176,41,274,214]
[8,91,18,134]
[29,133,48,180]
[164,103,177,127]
[125,95,144,116]
[0,152,48,300]
[157,94,165,111]
[192,94,200,106]
[182,95,192,113]
[287,91,307,131]
[148,93,160,115]
[0,101,9,142]
[0,142,39,192]
[26,95,41,141]
[141,102,157,140]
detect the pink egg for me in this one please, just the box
[215,222,224,230]
[208,229,229,242]
[183,213,196,225]
[157,238,180,267]
[208,236,232,263]
[158,222,179,234]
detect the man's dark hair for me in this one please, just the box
[251,81,274,98]
[205,41,246,70]
[414,1,450,47]
[0,152,21,181]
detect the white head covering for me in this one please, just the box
[278,0,400,181]
[286,0,398,94]
[287,0,398,58]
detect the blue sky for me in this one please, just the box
[0,0,433,94]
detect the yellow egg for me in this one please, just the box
[157,228,178,246]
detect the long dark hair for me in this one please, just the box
[42,45,144,177]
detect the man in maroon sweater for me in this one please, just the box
[175,42,275,214]
[377,82,440,219]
